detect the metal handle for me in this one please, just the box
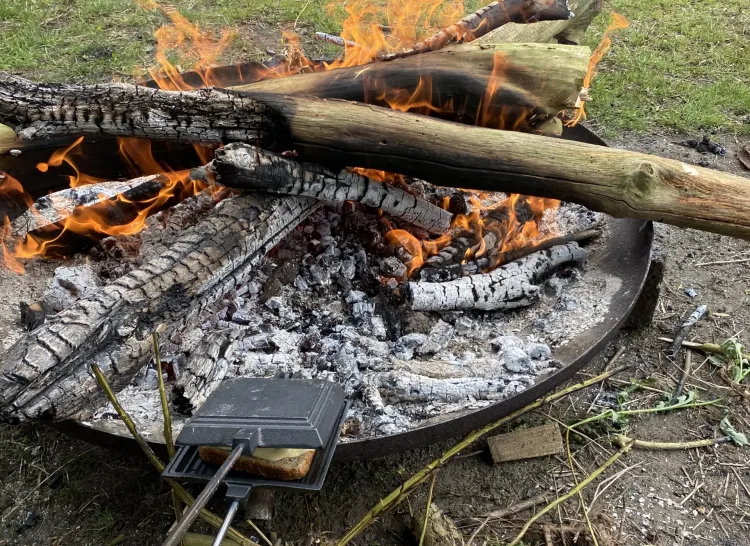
[162,444,245,546]
[211,499,241,546]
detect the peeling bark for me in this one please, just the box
[0,194,320,420]
[407,242,587,311]
[211,143,452,234]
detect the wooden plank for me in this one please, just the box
[487,422,564,463]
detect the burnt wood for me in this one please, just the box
[3,74,750,240]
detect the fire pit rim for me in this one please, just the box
[48,124,654,461]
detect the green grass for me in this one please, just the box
[585,0,750,136]
[0,0,748,136]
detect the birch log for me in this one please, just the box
[0,194,319,420]
[4,74,750,240]
[210,143,452,233]
[407,242,587,311]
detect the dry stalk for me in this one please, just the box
[615,434,732,450]
[153,332,181,521]
[335,364,630,545]
[507,444,631,546]
[91,365,260,546]
[418,471,438,546]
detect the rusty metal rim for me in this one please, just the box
[43,71,652,460]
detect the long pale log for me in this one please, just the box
[378,0,573,60]
[478,0,603,45]
[234,42,589,116]
[0,194,319,420]
[210,143,452,233]
[4,75,750,239]
[407,242,587,311]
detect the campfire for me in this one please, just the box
[2,0,749,440]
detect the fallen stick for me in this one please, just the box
[419,227,599,282]
[670,349,692,405]
[314,32,357,49]
[668,305,708,357]
[615,434,731,450]
[336,364,630,545]
[210,143,452,233]
[5,75,750,240]
[0,194,320,420]
[481,493,550,519]
[379,0,573,60]
[658,337,750,362]
[407,242,587,311]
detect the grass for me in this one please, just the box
[586,0,750,136]
[0,0,748,136]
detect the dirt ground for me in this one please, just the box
[1,130,749,546]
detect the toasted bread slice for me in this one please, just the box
[197,446,315,481]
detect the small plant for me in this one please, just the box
[708,339,750,383]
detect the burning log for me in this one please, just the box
[0,194,320,420]
[208,143,452,234]
[4,75,750,240]
[10,176,159,238]
[419,227,599,282]
[407,242,587,311]
[378,0,573,60]
[234,42,590,122]
[478,0,603,45]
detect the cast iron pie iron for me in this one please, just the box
[161,377,349,546]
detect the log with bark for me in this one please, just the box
[407,242,587,311]
[3,74,750,240]
[478,0,603,46]
[234,42,589,124]
[0,194,319,420]
[378,0,573,60]
[208,143,452,233]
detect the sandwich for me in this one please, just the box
[197,446,315,481]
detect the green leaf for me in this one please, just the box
[720,416,748,447]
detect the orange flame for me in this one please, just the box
[567,12,629,126]
[385,229,424,276]
[35,136,105,188]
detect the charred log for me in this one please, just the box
[407,242,587,311]
[0,194,320,421]
[210,143,452,233]
[419,227,599,282]
[5,75,750,240]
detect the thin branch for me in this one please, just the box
[418,472,438,546]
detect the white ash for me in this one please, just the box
[43,264,100,311]
[67,190,614,441]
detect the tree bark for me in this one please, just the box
[210,143,452,233]
[0,194,319,420]
[407,242,587,311]
[478,0,603,45]
[4,74,750,240]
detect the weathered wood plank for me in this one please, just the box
[487,422,564,463]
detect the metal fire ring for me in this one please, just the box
[51,122,653,461]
